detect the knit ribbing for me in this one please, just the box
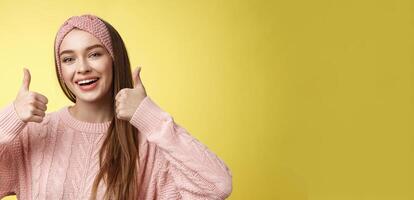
[59,106,111,134]
[0,103,26,144]
[129,96,168,136]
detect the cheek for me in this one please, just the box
[106,65,113,82]
[97,60,113,82]
[104,67,113,89]
[61,67,75,85]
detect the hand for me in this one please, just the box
[115,66,147,121]
[13,68,49,123]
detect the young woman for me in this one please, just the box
[0,14,232,200]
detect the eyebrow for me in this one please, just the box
[59,44,105,56]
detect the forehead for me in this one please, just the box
[59,29,102,53]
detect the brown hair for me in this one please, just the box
[54,18,140,200]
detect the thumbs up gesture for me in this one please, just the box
[13,68,49,123]
[115,66,147,121]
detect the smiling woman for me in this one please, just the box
[0,14,232,200]
[59,29,114,106]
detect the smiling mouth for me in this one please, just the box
[76,78,100,86]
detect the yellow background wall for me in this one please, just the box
[0,0,413,199]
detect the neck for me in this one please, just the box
[69,97,114,123]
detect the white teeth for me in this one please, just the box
[78,79,98,85]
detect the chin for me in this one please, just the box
[76,91,109,103]
[71,89,109,103]
[76,95,102,103]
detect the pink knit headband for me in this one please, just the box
[54,14,114,80]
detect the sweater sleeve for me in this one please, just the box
[129,96,232,199]
[0,103,27,198]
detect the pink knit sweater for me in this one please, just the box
[0,96,232,200]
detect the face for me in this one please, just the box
[59,29,113,104]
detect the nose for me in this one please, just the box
[76,58,92,74]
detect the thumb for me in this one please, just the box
[21,68,31,92]
[132,66,142,88]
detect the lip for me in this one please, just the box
[76,78,99,92]
[74,77,100,84]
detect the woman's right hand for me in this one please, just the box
[13,68,49,123]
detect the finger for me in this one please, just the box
[115,89,126,101]
[115,105,122,118]
[115,105,119,116]
[116,110,124,120]
[33,93,49,104]
[32,101,47,111]
[21,68,31,92]
[31,108,45,117]
[29,115,43,123]
[132,66,142,88]
[115,99,120,108]
[115,92,120,101]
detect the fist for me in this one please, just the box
[13,68,49,123]
[115,66,147,121]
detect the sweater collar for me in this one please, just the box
[59,106,112,134]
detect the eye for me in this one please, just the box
[89,52,101,58]
[62,57,74,63]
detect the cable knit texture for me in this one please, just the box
[0,96,232,200]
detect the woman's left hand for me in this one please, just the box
[115,66,147,121]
